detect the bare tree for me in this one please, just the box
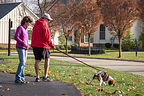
[98,0,139,58]
[37,0,59,16]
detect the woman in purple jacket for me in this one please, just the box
[14,16,33,84]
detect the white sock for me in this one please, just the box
[37,76,39,78]
[44,75,48,78]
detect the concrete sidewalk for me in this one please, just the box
[0,72,81,96]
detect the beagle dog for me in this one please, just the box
[89,71,115,86]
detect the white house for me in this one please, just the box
[0,2,39,47]
[67,20,143,48]
[51,19,143,48]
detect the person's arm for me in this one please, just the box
[42,26,55,49]
[14,26,25,46]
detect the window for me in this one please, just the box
[68,36,72,41]
[100,24,105,40]
[81,35,93,43]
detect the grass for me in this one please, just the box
[1,49,144,61]
[51,50,144,61]
[0,54,144,96]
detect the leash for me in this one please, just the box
[55,48,102,71]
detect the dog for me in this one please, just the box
[89,71,115,86]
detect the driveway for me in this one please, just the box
[51,56,144,76]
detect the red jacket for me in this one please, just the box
[31,18,54,49]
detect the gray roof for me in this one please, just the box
[0,2,21,19]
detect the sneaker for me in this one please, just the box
[15,80,29,84]
[42,76,53,82]
[15,80,23,84]
[35,78,41,82]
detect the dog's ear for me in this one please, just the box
[108,80,115,86]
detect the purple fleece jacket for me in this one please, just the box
[14,25,29,49]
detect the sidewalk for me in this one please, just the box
[0,72,81,96]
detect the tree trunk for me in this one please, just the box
[118,31,122,58]
[66,37,68,54]
[88,33,91,56]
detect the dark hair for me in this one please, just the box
[21,16,33,25]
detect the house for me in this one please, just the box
[68,20,144,48]
[51,19,144,49]
[0,2,39,48]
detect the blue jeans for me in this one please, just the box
[15,48,27,82]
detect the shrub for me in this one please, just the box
[113,44,119,49]
[71,45,105,54]
[105,43,112,48]
[122,30,136,51]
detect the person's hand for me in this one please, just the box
[51,45,55,49]
[53,46,56,49]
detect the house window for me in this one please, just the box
[100,24,105,40]
[68,36,72,41]
[81,35,93,43]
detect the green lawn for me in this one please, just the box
[1,49,144,61]
[0,54,144,96]
[51,50,144,61]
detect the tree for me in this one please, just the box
[37,0,59,16]
[137,0,144,22]
[72,0,102,56]
[49,0,78,54]
[97,0,139,58]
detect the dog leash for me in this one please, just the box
[55,48,102,71]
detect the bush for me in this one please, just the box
[113,44,119,49]
[122,30,136,51]
[71,45,105,54]
[105,43,112,48]
[55,45,71,50]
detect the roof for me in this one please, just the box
[0,2,21,19]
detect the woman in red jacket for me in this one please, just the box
[31,13,55,82]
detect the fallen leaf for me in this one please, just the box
[32,83,35,86]
[122,78,125,80]
[85,81,89,85]
[79,81,85,84]
[1,95,4,96]
[0,85,3,88]
[61,93,66,95]
[48,71,52,74]
[87,93,92,96]
[96,88,104,92]
[135,94,143,96]
[2,90,5,92]
[75,72,79,75]
[3,71,7,73]
[105,90,118,94]
[5,88,10,91]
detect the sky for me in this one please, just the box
[15,0,39,13]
